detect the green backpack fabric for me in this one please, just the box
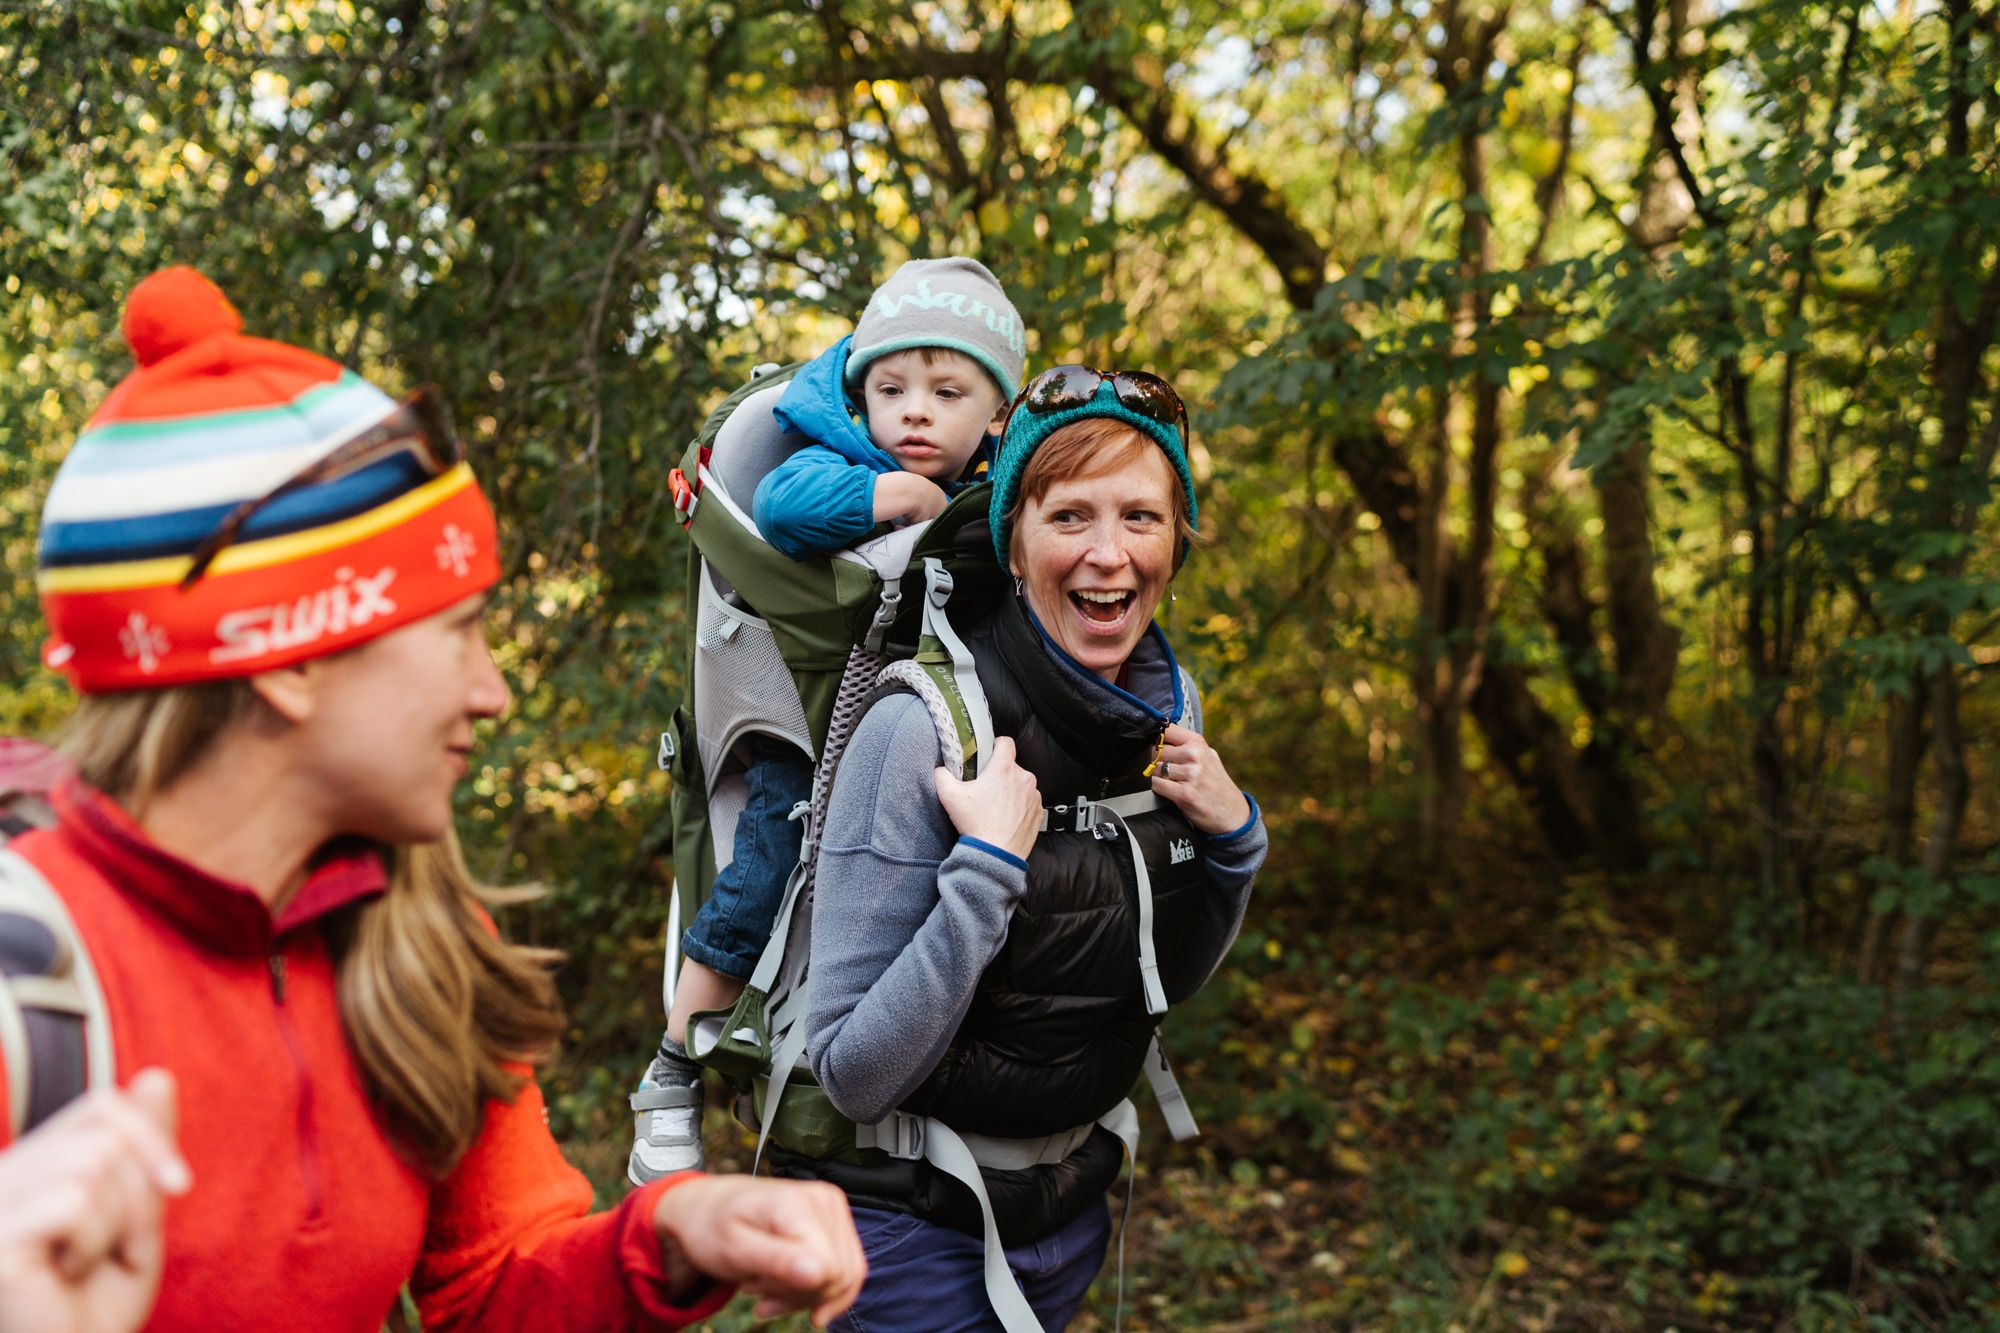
[658,363,1004,1082]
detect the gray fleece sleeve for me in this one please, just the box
[804,676,1269,1122]
[805,693,1029,1126]
[1160,798,1266,1002]
[1159,669,1268,1003]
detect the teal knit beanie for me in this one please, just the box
[989,380,1198,568]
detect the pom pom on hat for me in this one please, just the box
[122,266,243,367]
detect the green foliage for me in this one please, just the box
[5,0,2000,1327]
[1145,882,2000,1327]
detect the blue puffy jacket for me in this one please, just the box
[752,336,990,560]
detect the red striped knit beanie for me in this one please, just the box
[37,267,500,693]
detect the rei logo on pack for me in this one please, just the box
[1169,838,1196,865]
[211,566,399,664]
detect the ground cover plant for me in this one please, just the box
[4,0,1999,1326]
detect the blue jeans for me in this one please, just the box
[831,1200,1113,1333]
[681,736,812,980]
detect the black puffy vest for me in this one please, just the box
[773,593,1220,1245]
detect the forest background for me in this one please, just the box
[5,0,2000,1328]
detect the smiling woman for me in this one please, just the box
[788,368,1269,1333]
[0,267,866,1333]
[1003,416,1197,679]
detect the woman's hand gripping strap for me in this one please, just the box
[920,558,994,778]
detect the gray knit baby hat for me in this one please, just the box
[844,257,1027,402]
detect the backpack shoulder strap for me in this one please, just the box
[0,847,114,1141]
[873,557,993,779]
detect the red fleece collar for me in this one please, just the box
[49,777,388,955]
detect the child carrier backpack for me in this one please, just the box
[654,360,1006,1047]
[0,738,114,1146]
[651,360,1007,1008]
[655,366,1200,1333]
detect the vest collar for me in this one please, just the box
[49,778,388,956]
[988,593,1185,770]
[1012,592,1185,726]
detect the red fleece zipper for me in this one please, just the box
[268,954,325,1223]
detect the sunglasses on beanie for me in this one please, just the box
[1004,365,1189,446]
[180,385,463,589]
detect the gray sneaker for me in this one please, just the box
[628,1057,706,1184]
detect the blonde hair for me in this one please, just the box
[1005,417,1198,565]
[61,681,564,1174]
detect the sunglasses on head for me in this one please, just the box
[179,384,462,589]
[1005,365,1189,446]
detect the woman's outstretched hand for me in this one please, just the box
[1149,723,1252,835]
[0,1068,191,1333]
[935,736,1043,860]
[651,1175,865,1327]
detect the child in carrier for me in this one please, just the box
[631,257,1027,1182]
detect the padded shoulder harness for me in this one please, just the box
[0,848,113,1141]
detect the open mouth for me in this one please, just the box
[1070,588,1135,625]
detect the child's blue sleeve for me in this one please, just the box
[752,448,879,559]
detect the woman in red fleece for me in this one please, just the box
[0,268,864,1332]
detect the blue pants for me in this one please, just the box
[681,736,813,979]
[831,1200,1113,1333]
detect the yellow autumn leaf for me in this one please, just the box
[1331,1146,1370,1175]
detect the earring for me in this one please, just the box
[1014,576,1025,596]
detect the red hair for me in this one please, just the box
[1005,418,1196,560]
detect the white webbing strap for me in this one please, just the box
[854,1111,1099,1172]
[1144,1035,1200,1142]
[744,851,810,998]
[919,1118,1052,1333]
[1033,791,1167,1013]
[1097,806,1167,1016]
[921,558,994,775]
[763,986,806,1046]
[856,1102,1144,1333]
[660,880,681,1019]
[1095,1099,1141,1333]
[1130,827,1166,1015]
[954,1120,1098,1170]
[863,577,903,654]
[751,1013,811,1174]
[853,1109,927,1158]
[1038,790,1160,832]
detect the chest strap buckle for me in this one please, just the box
[856,1110,927,1161]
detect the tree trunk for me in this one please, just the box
[1411,0,1509,857]
[1893,0,1993,999]
[1535,524,1651,870]
[1860,688,1926,983]
[1470,661,1598,859]
[1598,439,1680,719]
[1893,663,1966,1017]
[1750,694,1791,907]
